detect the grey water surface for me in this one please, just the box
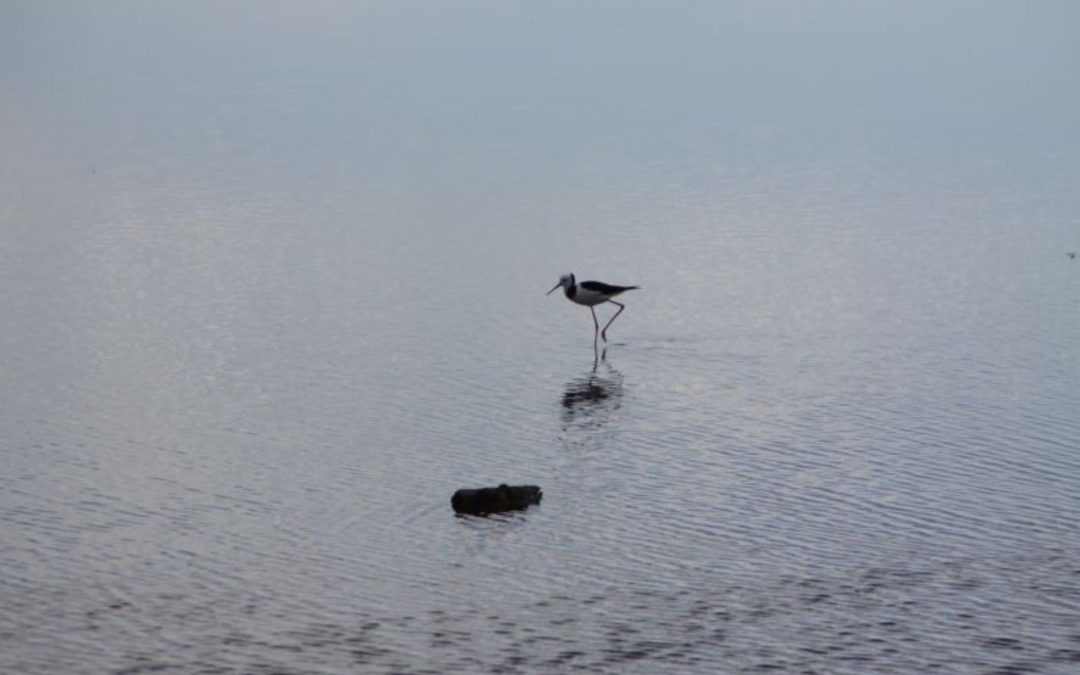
[3,2,1080,673]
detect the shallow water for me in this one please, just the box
[3,2,1080,673]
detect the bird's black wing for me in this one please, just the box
[580,280,639,295]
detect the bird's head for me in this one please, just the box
[546,273,575,295]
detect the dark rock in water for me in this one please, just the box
[451,484,542,515]
[1068,252,1077,259]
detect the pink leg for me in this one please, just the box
[601,301,625,342]
[590,306,600,340]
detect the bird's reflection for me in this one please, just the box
[561,347,623,429]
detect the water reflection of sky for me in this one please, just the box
[3,3,1080,673]
[5,2,1079,185]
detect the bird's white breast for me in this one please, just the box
[568,286,609,307]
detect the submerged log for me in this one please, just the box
[451,484,542,515]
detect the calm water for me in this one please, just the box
[3,2,1080,673]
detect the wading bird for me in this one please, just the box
[547,273,638,342]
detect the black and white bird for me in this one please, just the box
[547,273,638,342]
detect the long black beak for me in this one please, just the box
[546,283,561,296]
